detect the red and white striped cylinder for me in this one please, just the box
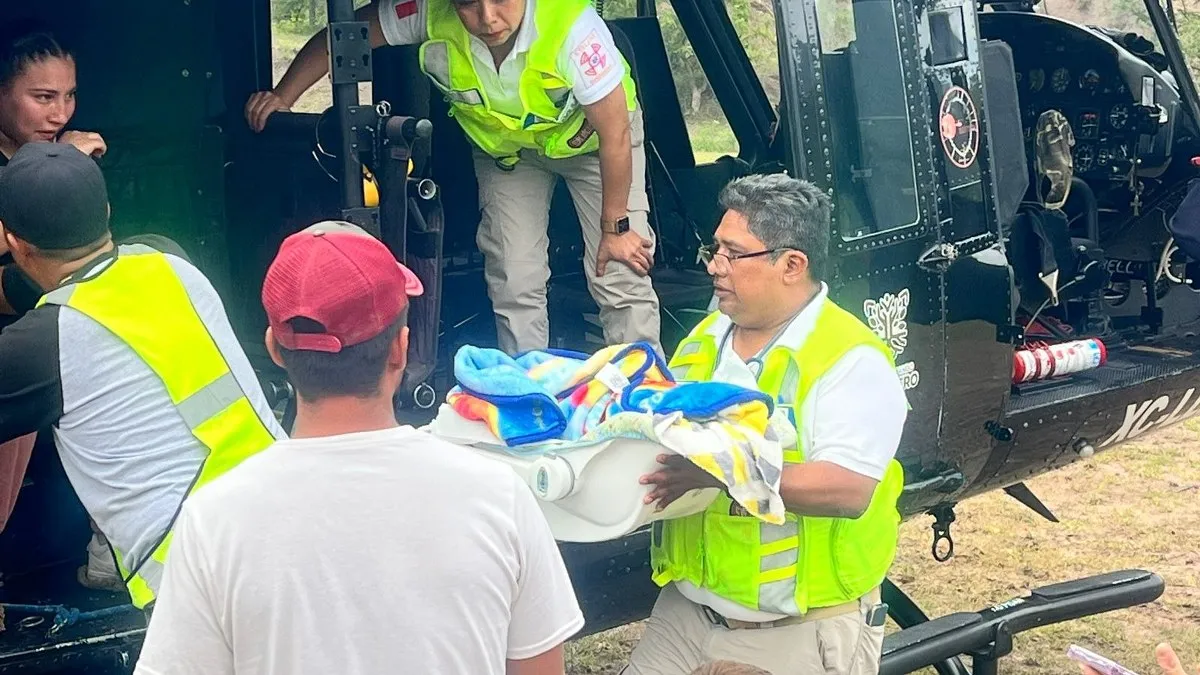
[1013,338,1107,384]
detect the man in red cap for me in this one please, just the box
[135,221,586,675]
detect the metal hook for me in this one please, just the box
[929,505,957,563]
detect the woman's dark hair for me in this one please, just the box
[0,19,73,89]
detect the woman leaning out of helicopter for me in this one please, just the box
[0,19,107,532]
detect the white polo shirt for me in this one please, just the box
[676,282,909,621]
[379,0,625,119]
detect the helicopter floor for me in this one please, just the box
[0,558,145,674]
[1009,335,1200,415]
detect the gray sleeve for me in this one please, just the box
[120,234,195,265]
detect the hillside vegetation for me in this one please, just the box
[269,0,1200,160]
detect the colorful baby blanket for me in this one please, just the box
[444,342,787,524]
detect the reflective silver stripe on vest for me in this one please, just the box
[669,340,703,379]
[177,372,246,430]
[41,284,76,306]
[421,42,484,105]
[449,88,484,106]
[422,41,452,89]
[554,90,580,122]
[137,557,165,594]
[758,519,801,614]
[760,547,800,573]
[775,357,803,461]
[758,352,802,614]
[119,243,159,255]
[759,578,801,615]
[776,358,801,407]
[761,519,798,545]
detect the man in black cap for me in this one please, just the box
[0,142,286,607]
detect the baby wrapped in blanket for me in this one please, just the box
[443,342,790,524]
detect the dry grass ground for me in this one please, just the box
[566,421,1200,674]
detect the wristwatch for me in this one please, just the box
[601,215,630,235]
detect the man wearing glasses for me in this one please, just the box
[627,173,909,675]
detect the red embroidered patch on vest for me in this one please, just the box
[394,0,417,20]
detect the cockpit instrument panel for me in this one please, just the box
[979,12,1180,183]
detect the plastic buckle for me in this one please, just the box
[701,605,730,628]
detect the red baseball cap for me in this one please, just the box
[262,221,423,353]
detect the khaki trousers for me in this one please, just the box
[472,108,662,355]
[623,584,886,675]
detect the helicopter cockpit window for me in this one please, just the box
[1026,0,1196,82]
[816,0,920,241]
[726,0,781,110]
[929,7,968,66]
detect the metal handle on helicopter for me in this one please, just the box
[385,116,433,144]
[256,111,321,138]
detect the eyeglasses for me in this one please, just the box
[697,243,797,270]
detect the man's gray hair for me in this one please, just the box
[717,173,832,281]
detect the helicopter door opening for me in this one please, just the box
[793,0,947,495]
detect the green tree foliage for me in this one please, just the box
[1038,0,1200,80]
[273,0,372,34]
[269,0,1200,129]
[599,0,778,118]
[1170,0,1200,78]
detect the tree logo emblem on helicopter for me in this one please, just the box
[939,86,980,169]
[864,289,910,357]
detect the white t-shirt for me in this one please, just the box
[378,0,625,118]
[676,283,909,621]
[133,426,585,675]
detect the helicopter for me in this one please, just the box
[0,0,1198,672]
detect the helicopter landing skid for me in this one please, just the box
[881,569,1164,674]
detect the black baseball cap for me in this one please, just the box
[0,142,109,250]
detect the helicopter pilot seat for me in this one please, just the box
[424,342,790,543]
[1008,107,1109,329]
[972,37,1113,330]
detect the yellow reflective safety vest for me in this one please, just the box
[418,0,638,167]
[652,300,906,615]
[37,244,279,608]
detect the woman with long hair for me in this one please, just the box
[0,20,105,535]
[0,20,105,164]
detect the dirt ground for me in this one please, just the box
[565,420,1200,675]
